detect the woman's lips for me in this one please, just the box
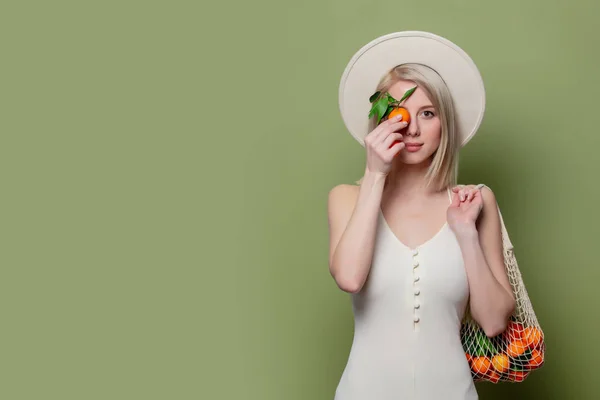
[404,143,423,152]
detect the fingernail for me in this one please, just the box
[395,115,402,120]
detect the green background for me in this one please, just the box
[2,0,598,398]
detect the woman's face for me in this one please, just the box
[387,80,442,165]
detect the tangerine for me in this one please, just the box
[471,356,492,375]
[387,107,411,124]
[486,370,501,383]
[492,354,510,374]
[387,107,411,152]
[506,320,525,340]
[506,339,527,358]
[526,349,544,369]
[507,370,529,382]
[523,327,543,349]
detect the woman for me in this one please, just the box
[329,32,516,399]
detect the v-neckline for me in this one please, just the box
[378,188,452,251]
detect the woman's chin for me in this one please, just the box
[397,153,431,165]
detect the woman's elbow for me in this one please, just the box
[482,319,508,338]
[335,274,363,293]
[330,267,363,293]
[482,301,516,338]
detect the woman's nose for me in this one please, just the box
[406,120,419,136]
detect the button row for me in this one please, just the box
[412,248,420,326]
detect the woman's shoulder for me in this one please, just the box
[328,183,360,200]
[328,183,361,211]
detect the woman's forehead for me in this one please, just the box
[388,81,432,105]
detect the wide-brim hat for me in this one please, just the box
[338,31,486,147]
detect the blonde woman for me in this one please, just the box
[329,32,516,399]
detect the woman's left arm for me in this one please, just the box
[448,185,516,337]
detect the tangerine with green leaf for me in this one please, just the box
[387,107,411,124]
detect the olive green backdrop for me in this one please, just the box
[2,0,599,399]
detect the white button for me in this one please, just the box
[413,261,419,268]
[414,289,420,295]
[414,303,420,309]
[414,276,420,282]
[412,249,419,256]
[414,316,420,322]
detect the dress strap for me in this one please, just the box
[446,187,452,204]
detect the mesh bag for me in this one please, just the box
[460,186,545,383]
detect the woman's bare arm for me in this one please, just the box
[454,186,516,337]
[327,170,387,293]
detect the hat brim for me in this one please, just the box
[338,31,486,147]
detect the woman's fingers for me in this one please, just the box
[382,132,404,149]
[452,185,481,202]
[387,141,406,158]
[372,116,408,146]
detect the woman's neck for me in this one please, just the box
[384,161,440,199]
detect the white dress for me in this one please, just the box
[334,189,478,400]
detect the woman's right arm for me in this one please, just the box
[327,171,387,293]
[327,115,408,293]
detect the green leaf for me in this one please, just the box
[386,93,397,104]
[398,86,417,103]
[375,97,388,123]
[368,104,377,119]
[369,91,381,103]
[383,106,394,119]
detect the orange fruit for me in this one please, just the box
[506,339,527,358]
[492,354,510,374]
[523,327,543,349]
[486,370,501,383]
[387,107,411,152]
[507,370,529,382]
[471,356,492,375]
[387,107,411,123]
[526,349,544,369]
[506,320,525,340]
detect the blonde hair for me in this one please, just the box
[356,63,460,192]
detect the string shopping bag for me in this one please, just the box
[461,185,545,383]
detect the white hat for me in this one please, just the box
[338,31,486,147]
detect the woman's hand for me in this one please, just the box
[447,184,484,236]
[364,115,408,176]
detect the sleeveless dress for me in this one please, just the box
[334,188,478,400]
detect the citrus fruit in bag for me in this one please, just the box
[506,320,524,340]
[507,339,527,358]
[471,356,492,375]
[507,370,529,382]
[526,349,544,369]
[492,353,510,374]
[486,370,501,383]
[523,327,543,349]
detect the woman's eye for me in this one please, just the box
[422,110,435,118]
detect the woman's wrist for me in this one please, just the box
[363,168,388,187]
[453,223,479,242]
